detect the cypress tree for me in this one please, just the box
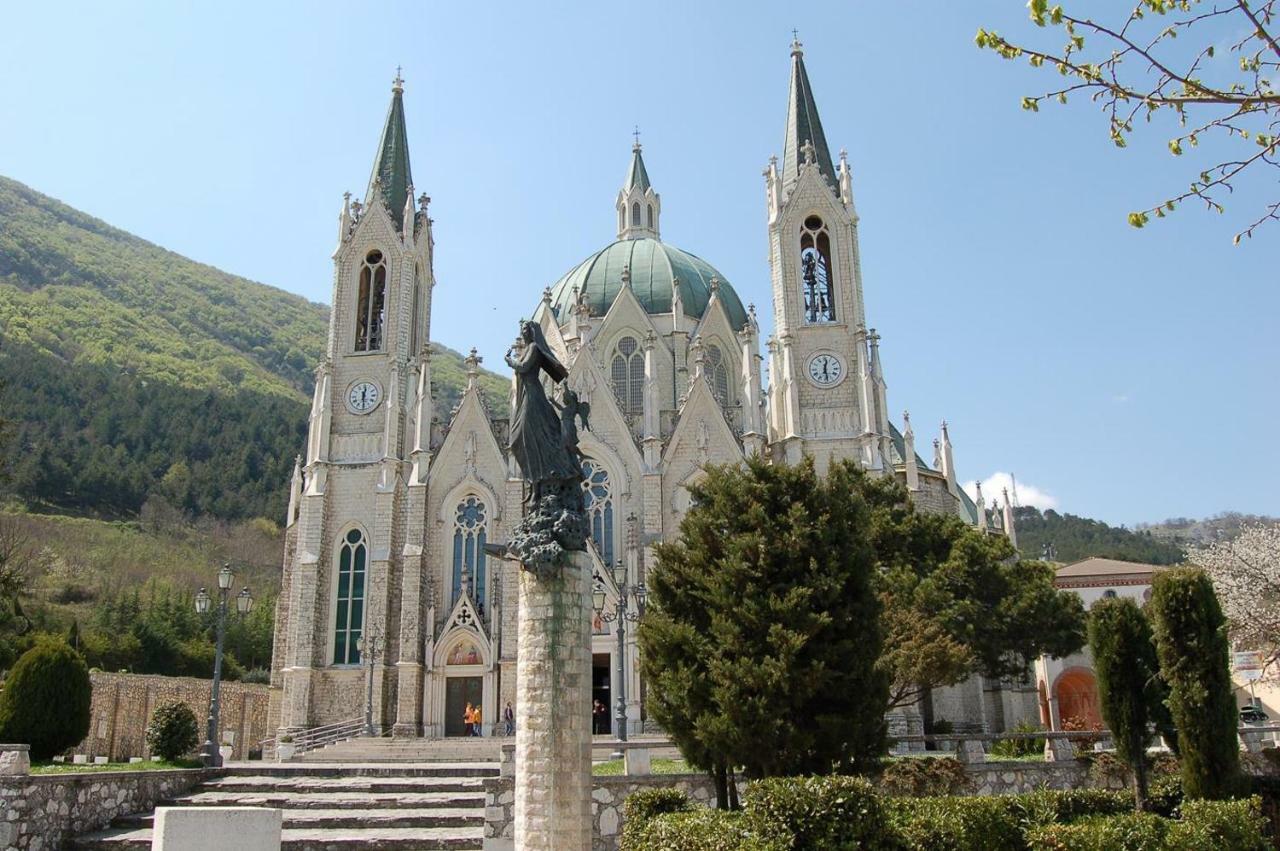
[639,457,887,807]
[1088,596,1167,810]
[1149,567,1241,799]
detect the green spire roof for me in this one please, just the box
[368,75,414,228]
[624,143,651,193]
[781,40,837,191]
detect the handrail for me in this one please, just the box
[258,717,369,760]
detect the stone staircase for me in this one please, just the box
[71,751,498,850]
[299,735,503,763]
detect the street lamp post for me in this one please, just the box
[356,631,383,738]
[593,558,646,759]
[194,563,253,768]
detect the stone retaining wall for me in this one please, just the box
[483,760,1106,851]
[0,768,204,851]
[77,672,270,761]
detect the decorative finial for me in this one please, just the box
[709,276,720,295]
[801,139,817,166]
[542,287,553,305]
[621,264,632,289]
[632,125,642,152]
[393,67,404,93]
[418,192,430,209]
[791,30,803,56]
[464,348,482,383]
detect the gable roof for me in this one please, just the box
[1056,557,1164,578]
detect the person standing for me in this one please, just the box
[504,701,515,737]
[473,704,483,737]
[463,702,474,737]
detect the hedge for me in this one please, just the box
[621,808,782,851]
[1026,813,1169,851]
[886,796,1025,851]
[746,776,899,850]
[620,788,696,850]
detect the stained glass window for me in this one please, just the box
[333,528,367,665]
[611,336,643,414]
[706,344,730,407]
[452,497,488,609]
[580,459,614,565]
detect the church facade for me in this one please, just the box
[268,43,1029,739]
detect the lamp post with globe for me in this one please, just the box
[592,558,646,758]
[194,563,252,767]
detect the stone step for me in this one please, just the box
[114,807,483,830]
[72,825,483,850]
[160,790,484,810]
[201,776,490,795]
[226,762,498,778]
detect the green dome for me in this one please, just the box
[547,238,749,331]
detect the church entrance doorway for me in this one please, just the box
[592,653,612,734]
[445,676,483,737]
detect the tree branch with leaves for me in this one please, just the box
[1189,522,1280,675]
[977,0,1280,242]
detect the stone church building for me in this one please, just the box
[269,42,1029,740]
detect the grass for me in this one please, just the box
[592,757,691,776]
[31,758,203,774]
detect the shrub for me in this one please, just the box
[1012,787,1134,826]
[886,795,1023,851]
[990,719,1046,760]
[622,808,780,851]
[1026,813,1169,851]
[1166,797,1268,850]
[1149,567,1243,799]
[621,788,695,849]
[878,757,972,797]
[0,639,91,760]
[146,701,199,761]
[745,775,898,850]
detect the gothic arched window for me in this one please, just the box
[647,204,654,228]
[333,528,367,664]
[409,263,421,355]
[631,202,641,227]
[580,459,615,565]
[706,344,730,407]
[799,216,836,324]
[610,336,644,414]
[452,496,488,609]
[355,250,388,351]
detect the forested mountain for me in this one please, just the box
[1136,512,1279,547]
[0,175,508,521]
[1012,506,1186,565]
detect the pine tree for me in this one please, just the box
[1149,567,1242,799]
[1088,596,1168,811]
[639,457,888,807]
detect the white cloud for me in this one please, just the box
[962,472,1058,511]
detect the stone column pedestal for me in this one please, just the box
[515,551,592,851]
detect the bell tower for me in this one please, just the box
[764,38,887,473]
[275,72,436,734]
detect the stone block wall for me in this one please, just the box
[77,672,270,761]
[0,768,203,851]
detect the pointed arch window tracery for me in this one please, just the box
[610,336,644,414]
[799,216,836,324]
[333,528,367,665]
[706,344,730,407]
[631,202,641,227]
[356,250,388,351]
[580,459,615,565]
[451,496,488,611]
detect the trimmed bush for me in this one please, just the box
[1013,787,1134,825]
[146,700,199,761]
[1026,813,1169,851]
[878,757,972,797]
[746,776,898,850]
[886,795,1023,851]
[1149,567,1243,799]
[0,638,91,760]
[622,808,781,851]
[621,788,696,850]
[1166,797,1267,850]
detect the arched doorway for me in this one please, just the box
[1055,668,1103,730]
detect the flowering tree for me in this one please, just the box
[1189,523,1280,675]
[976,1,1280,243]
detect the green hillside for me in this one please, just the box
[1012,506,1185,565]
[0,176,508,520]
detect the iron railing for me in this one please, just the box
[258,717,369,761]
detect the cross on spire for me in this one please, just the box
[392,66,404,92]
[790,29,803,55]
[632,125,641,151]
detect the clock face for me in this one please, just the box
[807,354,844,387]
[346,380,381,414]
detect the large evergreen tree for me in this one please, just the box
[1088,596,1167,811]
[1149,567,1242,799]
[640,458,888,807]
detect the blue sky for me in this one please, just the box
[1,1,1276,526]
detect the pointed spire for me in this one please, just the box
[617,133,660,240]
[367,70,415,229]
[781,35,838,194]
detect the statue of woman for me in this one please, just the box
[506,321,578,497]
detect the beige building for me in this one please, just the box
[268,44,1019,739]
